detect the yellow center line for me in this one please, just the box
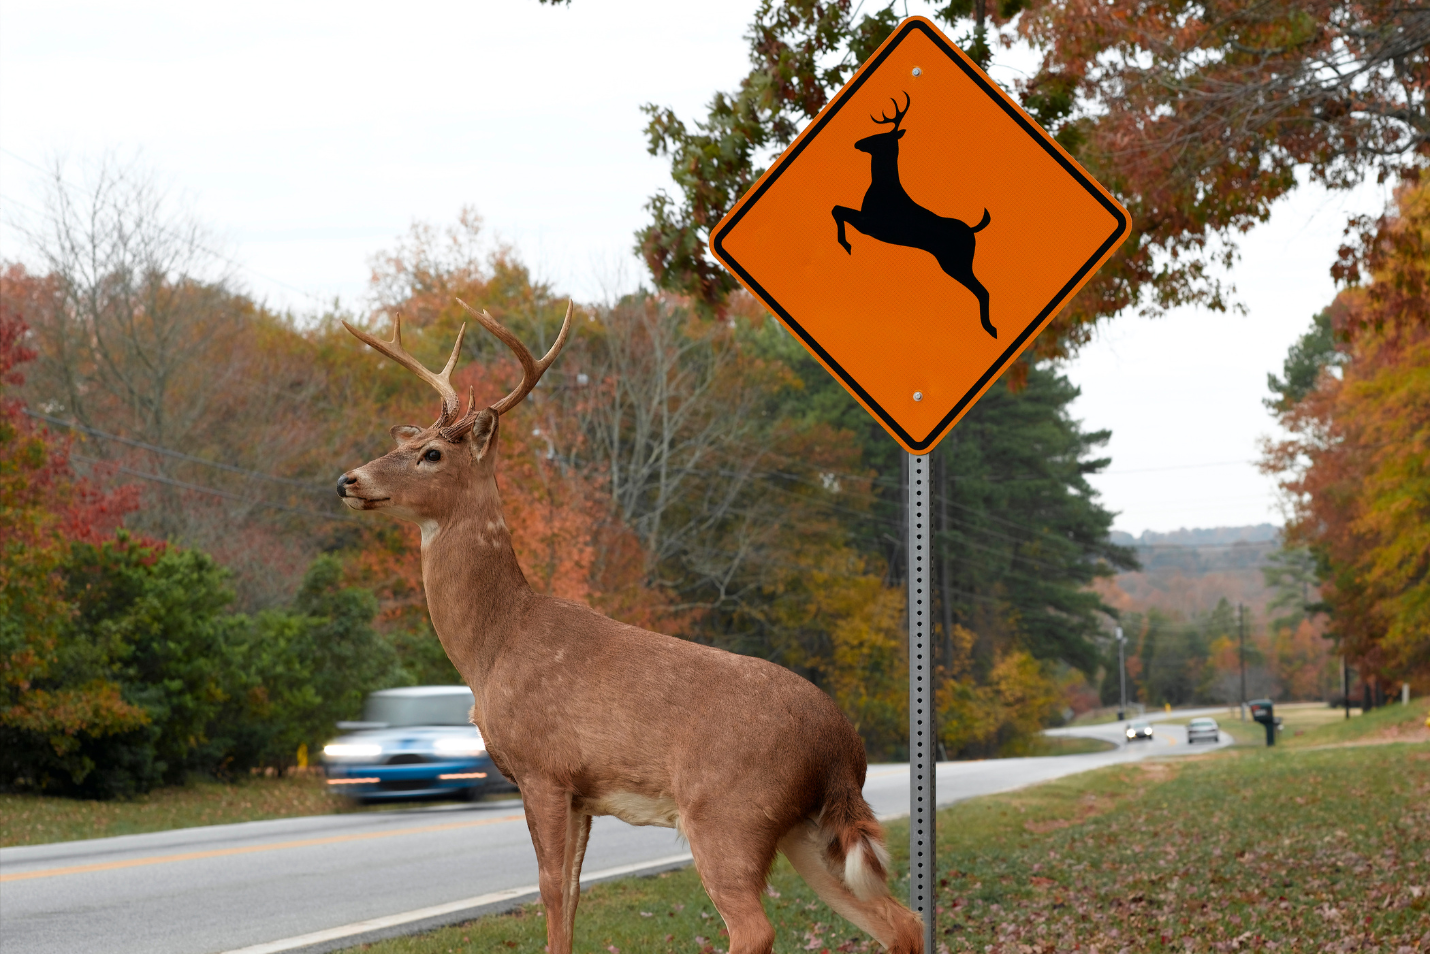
[1,813,527,883]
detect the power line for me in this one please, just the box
[694,450,1127,555]
[25,409,329,491]
[70,452,350,523]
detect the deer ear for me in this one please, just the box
[390,424,423,443]
[467,409,499,462]
[896,129,906,139]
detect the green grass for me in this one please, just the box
[340,733,1429,954]
[1154,702,1344,746]
[926,745,1429,953]
[1284,696,1429,748]
[1180,699,1430,748]
[0,773,391,847]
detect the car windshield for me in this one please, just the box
[1130,722,1150,729]
[1190,719,1214,727]
[364,691,473,727]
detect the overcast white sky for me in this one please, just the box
[0,0,1394,537]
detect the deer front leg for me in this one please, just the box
[832,206,859,254]
[521,782,588,954]
[562,809,593,944]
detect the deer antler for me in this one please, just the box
[446,298,574,428]
[871,91,911,129]
[342,316,467,427]
[343,301,573,441]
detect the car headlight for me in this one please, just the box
[323,742,382,759]
[433,736,486,756]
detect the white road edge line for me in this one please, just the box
[217,852,694,954]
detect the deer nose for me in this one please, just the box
[336,474,358,498]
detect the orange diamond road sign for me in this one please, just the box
[710,16,1129,454]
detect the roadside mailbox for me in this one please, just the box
[1248,698,1280,746]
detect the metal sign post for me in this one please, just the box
[906,452,935,950]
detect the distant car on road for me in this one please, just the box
[322,686,500,803]
[1186,717,1220,744]
[1125,720,1154,742]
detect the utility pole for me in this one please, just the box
[1343,656,1350,720]
[1116,626,1126,721]
[1238,603,1246,721]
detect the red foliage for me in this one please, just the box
[2,268,148,740]
[1,266,141,546]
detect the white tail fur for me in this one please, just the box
[844,834,893,901]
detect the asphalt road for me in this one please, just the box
[0,713,1230,954]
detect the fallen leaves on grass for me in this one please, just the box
[934,748,1429,952]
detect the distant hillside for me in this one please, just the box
[1109,524,1280,548]
[1097,524,1283,623]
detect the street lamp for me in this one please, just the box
[1116,626,1126,722]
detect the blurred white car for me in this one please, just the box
[1186,717,1220,744]
[322,686,501,802]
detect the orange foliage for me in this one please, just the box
[1264,179,1430,684]
[1271,618,1337,701]
[337,214,679,639]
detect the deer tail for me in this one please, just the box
[971,208,991,233]
[819,785,892,902]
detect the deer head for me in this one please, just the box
[335,300,573,529]
[854,92,911,154]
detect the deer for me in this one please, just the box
[336,302,925,954]
[832,92,996,339]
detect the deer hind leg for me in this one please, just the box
[832,206,860,254]
[778,821,924,954]
[684,814,778,954]
[520,783,588,954]
[941,260,995,339]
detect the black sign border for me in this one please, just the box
[711,17,1128,451]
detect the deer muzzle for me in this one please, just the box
[336,471,390,511]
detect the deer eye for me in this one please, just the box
[423,448,442,462]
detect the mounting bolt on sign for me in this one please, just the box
[709,15,1130,951]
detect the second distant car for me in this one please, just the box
[1125,720,1154,742]
[1186,716,1221,744]
[322,686,500,803]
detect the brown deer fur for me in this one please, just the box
[337,305,923,954]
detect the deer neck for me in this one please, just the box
[869,146,902,191]
[418,496,531,697]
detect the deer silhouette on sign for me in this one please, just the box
[832,92,996,339]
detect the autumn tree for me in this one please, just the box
[1264,177,1430,686]
[8,160,352,607]
[1,290,146,792]
[347,214,682,645]
[638,0,1427,355]
[15,160,243,475]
